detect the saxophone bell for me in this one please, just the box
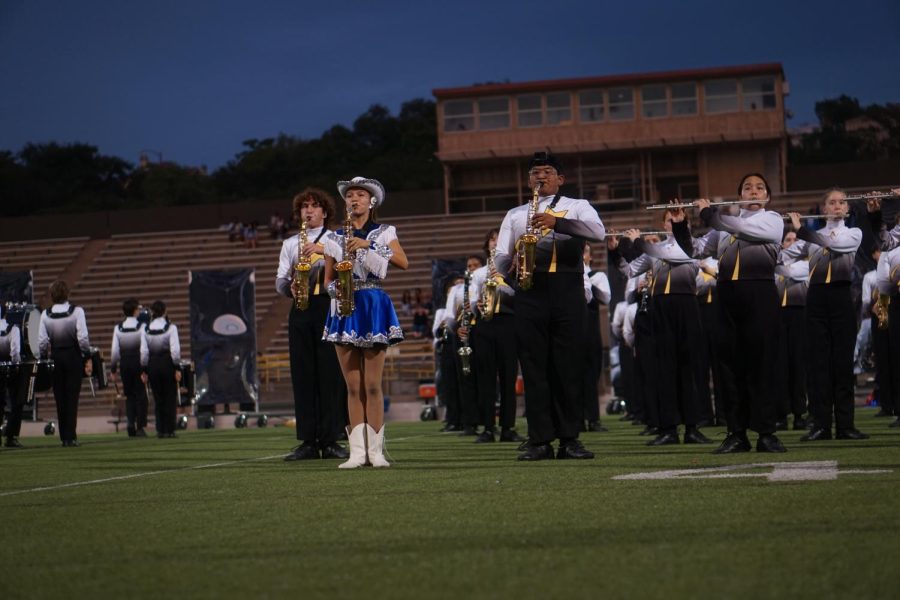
[293,217,311,311]
[335,208,356,317]
[482,248,499,321]
[517,184,542,291]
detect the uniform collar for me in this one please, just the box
[51,302,70,313]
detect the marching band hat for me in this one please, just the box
[529,151,563,175]
[337,176,386,208]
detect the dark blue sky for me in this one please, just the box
[2,0,898,169]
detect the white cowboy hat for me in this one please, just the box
[337,177,386,208]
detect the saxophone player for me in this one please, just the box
[494,152,605,461]
[276,189,349,461]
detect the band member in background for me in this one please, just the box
[142,300,181,438]
[582,243,611,432]
[690,174,786,453]
[774,231,810,431]
[695,257,724,425]
[276,188,349,461]
[470,229,525,443]
[323,177,408,469]
[0,305,26,447]
[445,255,484,437]
[494,152,605,461]
[109,298,150,437]
[875,240,900,429]
[433,274,464,432]
[38,280,92,447]
[861,245,893,419]
[610,276,638,424]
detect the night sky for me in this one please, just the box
[2,0,898,169]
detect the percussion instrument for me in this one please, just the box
[3,302,42,359]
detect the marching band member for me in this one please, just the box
[494,152,605,461]
[276,188,349,461]
[785,188,869,441]
[323,177,408,469]
[470,230,525,443]
[38,280,92,447]
[108,298,150,437]
[874,205,900,429]
[142,301,181,438]
[690,174,786,453]
[582,243,611,432]
[695,257,723,425]
[433,275,464,432]
[774,231,810,430]
[862,246,894,419]
[0,304,25,447]
[446,255,484,437]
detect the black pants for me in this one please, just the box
[716,280,779,436]
[1,366,28,438]
[806,284,857,431]
[289,296,346,445]
[148,357,177,435]
[633,308,655,427]
[437,334,462,427]
[455,330,480,428]
[617,337,635,416]
[888,299,900,414]
[872,314,896,415]
[777,306,808,421]
[583,307,603,425]
[51,348,84,443]
[120,362,149,432]
[515,272,586,444]
[471,313,518,430]
[652,294,704,432]
[696,298,723,422]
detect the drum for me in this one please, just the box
[24,359,54,393]
[4,303,42,359]
[85,347,108,389]
[177,360,196,406]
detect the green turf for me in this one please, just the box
[1,409,898,600]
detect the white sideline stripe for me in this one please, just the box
[0,454,286,498]
[0,432,440,498]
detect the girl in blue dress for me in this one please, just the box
[323,177,408,468]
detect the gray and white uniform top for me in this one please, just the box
[876,245,900,297]
[275,225,330,299]
[691,208,783,281]
[494,195,605,277]
[110,316,149,372]
[585,266,611,305]
[615,234,699,296]
[779,220,862,286]
[0,313,21,363]
[695,257,718,305]
[876,222,900,252]
[470,264,516,314]
[775,238,811,307]
[38,302,91,359]
[144,317,181,366]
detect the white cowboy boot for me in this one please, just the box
[338,423,367,469]
[365,423,390,468]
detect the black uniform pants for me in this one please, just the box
[514,272,586,444]
[437,334,462,427]
[806,284,857,431]
[887,298,900,415]
[289,296,346,445]
[583,307,603,425]
[716,280,779,436]
[120,361,148,431]
[617,335,635,416]
[652,294,704,432]
[872,314,896,415]
[633,308,655,427]
[696,298,723,422]
[1,367,28,438]
[51,348,84,443]
[777,306,808,421]
[455,331,479,428]
[148,357,177,435]
[471,313,518,430]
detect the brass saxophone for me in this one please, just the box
[481,248,499,321]
[457,271,473,375]
[874,288,890,330]
[335,208,355,317]
[293,218,311,310]
[517,184,541,290]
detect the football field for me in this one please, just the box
[2,410,897,600]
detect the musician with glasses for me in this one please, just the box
[494,152,605,461]
[0,304,26,448]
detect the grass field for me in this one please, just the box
[2,409,898,600]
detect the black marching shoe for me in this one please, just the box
[792,416,808,431]
[619,413,636,422]
[474,429,496,443]
[5,437,23,448]
[586,421,609,433]
[458,426,478,437]
[756,434,787,453]
[890,417,900,428]
[647,431,679,446]
[499,429,526,443]
[638,425,658,436]
[835,428,869,440]
[284,442,320,461]
[556,439,595,459]
[135,428,147,437]
[320,442,350,459]
[127,427,137,438]
[517,442,555,461]
[683,427,713,444]
[713,432,751,454]
[62,440,80,448]
[800,428,832,442]
[440,423,462,432]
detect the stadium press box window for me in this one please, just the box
[443,100,475,132]
[477,98,510,130]
[608,87,635,120]
[578,90,605,123]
